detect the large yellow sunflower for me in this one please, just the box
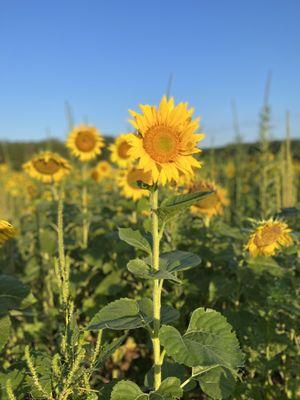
[188,179,229,218]
[109,134,133,167]
[66,124,104,161]
[246,219,293,257]
[117,167,152,201]
[127,96,204,185]
[23,152,72,183]
[0,220,17,245]
[91,161,113,182]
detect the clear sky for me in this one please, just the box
[0,0,299,146]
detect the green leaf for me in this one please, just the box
[111,381,148,400]
[0,315,11,352]
[159,308,244,398]
[127,259,151,279]
[157,191,214,223]
[87,298,150,331]
[119,228,152,254]
[0,275,30,316]
[152,377,183,399]
[247,256,284,277]
[127,259,181,284]
[192,366,236,400]
[160,251,201,273]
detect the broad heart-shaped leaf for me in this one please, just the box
[111,378,183,400]
[192,366,236,400]
[111,381,148,400]
[157,191,214,223]
[87,298,179,331]
[0,275,30,316]
[119,228,152,254]
[0,315,11,352]
[159,308,244,398]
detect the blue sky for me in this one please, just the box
[0,0,299,146]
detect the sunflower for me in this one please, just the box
[0,220,17,245]
[187,179,229,218]
[23,152,72,183]
[66,124,104,161]
[246,219,293,257]
[127,96,204,185]
[118,167,152,201]
[91,161,113,182]
[109,134,133,167]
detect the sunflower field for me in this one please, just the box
[0,97,299,400]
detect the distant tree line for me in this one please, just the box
[0,137,299,170]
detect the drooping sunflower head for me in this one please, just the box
[187,179,229,218]
[0,219,17,245]
[109,134,133,167]
[66,124,104,162]
[127,96,205,185]
[117,167,152,201]
[91,161,113,182]
[23,152,72,183]
[246,219,293,257]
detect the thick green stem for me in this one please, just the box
[151,189,162,390]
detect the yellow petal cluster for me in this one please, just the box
[109,133,133,168]
[0,219,17,245]
[127,96,204,185]
[246,219,293,257]
[66,124,104,161]
[23,151,72,183]
[188,179,229,218]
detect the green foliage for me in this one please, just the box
[157,191,214,223]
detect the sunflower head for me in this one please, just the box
[0,219,17,245]
[127,96,204,185]
[91,161,113,182]
[66,124,104,162]
[23,151,72,183]
[187,179,229,218]
[118,167,152,201]
[109,134,133,167]
[246,219,293,257]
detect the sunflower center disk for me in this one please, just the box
[254,226,282,247]
[117,141,131,159]
[33,159,61,175]
[75,131,97,152]
[143,126,180,163]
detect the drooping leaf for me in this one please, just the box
[0,275,30,316]
[127,259,181,284]
[111,380,148,400]
[87,298,151,331]
[157,191,214,223]
[192,365,236,400]
[127,259,151,279]
[160,251,201,273]
[119,228,152,254]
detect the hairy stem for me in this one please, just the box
[151,189,162,390]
